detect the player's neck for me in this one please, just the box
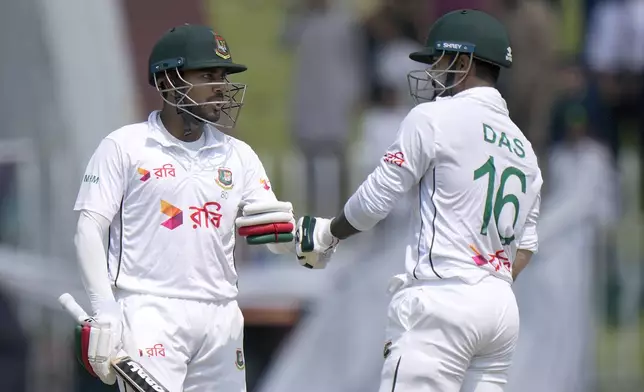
[159,109,203,142]
[459,77,495,93]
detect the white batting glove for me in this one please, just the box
[81,301,123,385]
[295,216,339,269]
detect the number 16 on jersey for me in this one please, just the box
[473,155,526,246]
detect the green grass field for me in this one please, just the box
[597,320,644,391]
[207,0,293,155]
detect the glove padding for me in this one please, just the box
[247,232,294,245]
[236,201,295,245]
[238,222,294,237]
[295,216,339,269]
[74,306,123,385]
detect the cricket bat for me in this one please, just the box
[58,293,169,392]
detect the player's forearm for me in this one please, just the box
[330,210,361,240]
[74,210,116,311]
[340,168,404,234]
[512,249,533,281]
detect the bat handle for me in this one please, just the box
[58,293,90,324]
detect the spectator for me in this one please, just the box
[361,0,420,103]
[586,0,644,210]
[549,59,613,158]
[495,0,559,158]
[282,0,363,215]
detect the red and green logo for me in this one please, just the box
[215,168,234,190]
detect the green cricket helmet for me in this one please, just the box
[148,24,248,129]
[408,9,512,103]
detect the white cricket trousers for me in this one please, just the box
[115,292,246,392]
[379,275,519,392]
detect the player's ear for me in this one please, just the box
[457,54,469,71]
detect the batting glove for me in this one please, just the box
[295,216,339,269]
[235,201,295,247]
[75,301,123,385]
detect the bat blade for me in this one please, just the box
[111,356,169,392]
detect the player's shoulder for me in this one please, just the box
[413,87,511,119]
[404,98,469,131]
[221,133,267,172]
[103,120,151,149]
[395,101,443,130]
[402,98,470,134]
[412,95,465,115]
[224,133,261,160]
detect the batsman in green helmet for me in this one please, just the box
[294,10,543,391]
[149,24,248,133]
[72,24,298,392]
[407,9,513,103]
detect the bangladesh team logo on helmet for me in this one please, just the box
[148,24,248,129]
[213,33,231,60]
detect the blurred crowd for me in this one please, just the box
[272,0,644,387]
[284,0,642,214]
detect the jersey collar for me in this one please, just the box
[147,110,228,150]
[453,87,509,115]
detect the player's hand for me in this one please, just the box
[75,302,123,385]
[235,201,295,247]
[295,216,339,269]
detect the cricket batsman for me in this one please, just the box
[72,24,295,391]
[295,10,543,392]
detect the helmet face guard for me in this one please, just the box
[154,68,246,129]
[407,42,476,104]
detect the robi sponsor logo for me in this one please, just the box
[160,200,223,230]
[469,244,510,272]
[160,200,183,230]
[260,177,271,191]
[189,202,223,229]
[383,151,405,167]
[139,164,176,182]
[138,168,151,182]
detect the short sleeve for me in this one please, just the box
[518,192,541,253]
[344,106,435,231]
[73,138,125,222]
[241,148,278,206]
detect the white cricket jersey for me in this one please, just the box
[74,111,277,301]
[345,87,542,284]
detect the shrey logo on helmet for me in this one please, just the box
[406,9,512,104]
[213,33,231,60]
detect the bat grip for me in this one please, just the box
[58,293,90,324]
